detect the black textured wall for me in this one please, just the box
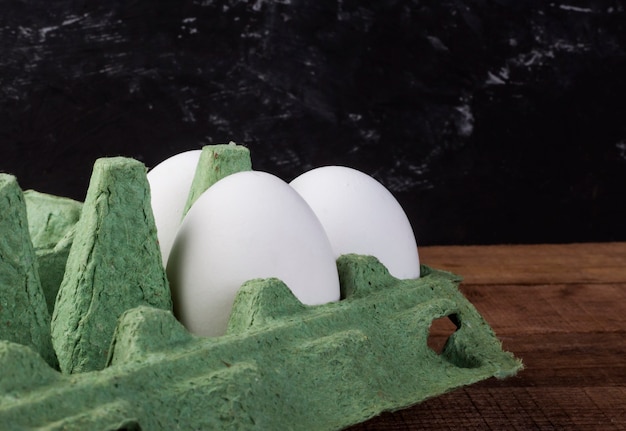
[2,0,625,245]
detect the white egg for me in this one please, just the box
[167,171,340,337]
[147,150,201,266]
[290,166,420,279]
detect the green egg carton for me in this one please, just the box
[0,256,520,430]
[0,147,521,430]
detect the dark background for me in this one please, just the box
[2,0,625,245]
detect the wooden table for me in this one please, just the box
[347,242,626,430]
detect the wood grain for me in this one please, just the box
[346,243,626,430]
[420,242,626,285]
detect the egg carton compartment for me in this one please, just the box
[0,146,521,430]
[0,255,521,430]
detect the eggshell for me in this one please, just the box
[167,171,340,337]
[290,166,420,279]
[147,150,201,266]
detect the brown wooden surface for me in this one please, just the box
[346,242,626,430]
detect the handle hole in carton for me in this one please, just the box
[107,419,142,431]
[427,314,460,355]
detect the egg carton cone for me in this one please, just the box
[0,147,522,430]
[23,189,82,315]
